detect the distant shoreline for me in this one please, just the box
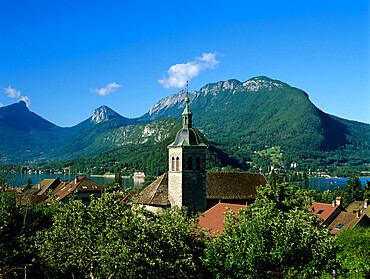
[90,174,132,178]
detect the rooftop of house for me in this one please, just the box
[45,176,104,203]
[198,202,247,236]
[328,211,370,235]
[32,178,61,195]
[309,202,341,224]
[345,200,370,216]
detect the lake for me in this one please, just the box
[5,173,370,193]
[303,177,369,192]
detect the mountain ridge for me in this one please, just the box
[0,76,368,173]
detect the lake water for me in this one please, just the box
[6,173,370,193]
[303,177,369,192]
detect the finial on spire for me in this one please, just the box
[185,80,189,103]
[182,80,192,129]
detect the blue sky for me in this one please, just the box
[0,0,369,126]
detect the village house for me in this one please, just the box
[44,176,104,205]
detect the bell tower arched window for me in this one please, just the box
[176,156,180,171]
[187,156,193,170]
[171,157,175,171]
[196,156,201,170]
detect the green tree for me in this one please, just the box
[344,175,363,202]
[35,194,207,278]
[363,180,370,200]
[203,186,336,278]
[336,227,370,275]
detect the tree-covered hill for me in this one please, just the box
[141,76,369,171]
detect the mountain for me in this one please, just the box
[1,76,369,174]
[141,76,369,169]
[0,103,138,163]
[0,101,70,162]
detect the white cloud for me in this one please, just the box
[90,82,122,96]
[0,103,3,107]
[3,86,31,107]
[158,52,220,89]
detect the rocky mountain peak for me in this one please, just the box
[0,101,29,118]
[91,105,122,124]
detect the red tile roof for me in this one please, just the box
[198,202,247,236]
[309,202,341,225]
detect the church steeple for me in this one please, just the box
[182,81,192,129]
[167,81,207,213]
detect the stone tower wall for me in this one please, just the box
[167,146,207,213]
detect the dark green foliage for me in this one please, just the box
[203,185,336,278]
[0,191,54,275]
[344,175,363,202]
[35,195,208,279]
[364,180,370,200]
[336,227,370,274]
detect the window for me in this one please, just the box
[335,224,344,229]
[93,186,97,189]
[316,210,324,215]
[196,156,201,170]
[171,157,175,171]
[175,156,180,171]
[82,186,88,189]
[188,156,193,170]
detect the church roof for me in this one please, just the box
[134,173,170,207]
[135,171,267,209]
[206,171,267,200]
[168,128,207,147]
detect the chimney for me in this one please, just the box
[75,177,78,184]
[365,199,368,209]
[335,197,342,206]
[356,209,360,218]
[218,199,221,204]
[38,183,41,190]
[332,200,336,207]
[245,201,248,206]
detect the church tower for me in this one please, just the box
[167,83,207,213]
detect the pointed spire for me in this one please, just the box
[182,80,192,129]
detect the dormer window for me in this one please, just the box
[316,210,324,215]
[335,224,344,229]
